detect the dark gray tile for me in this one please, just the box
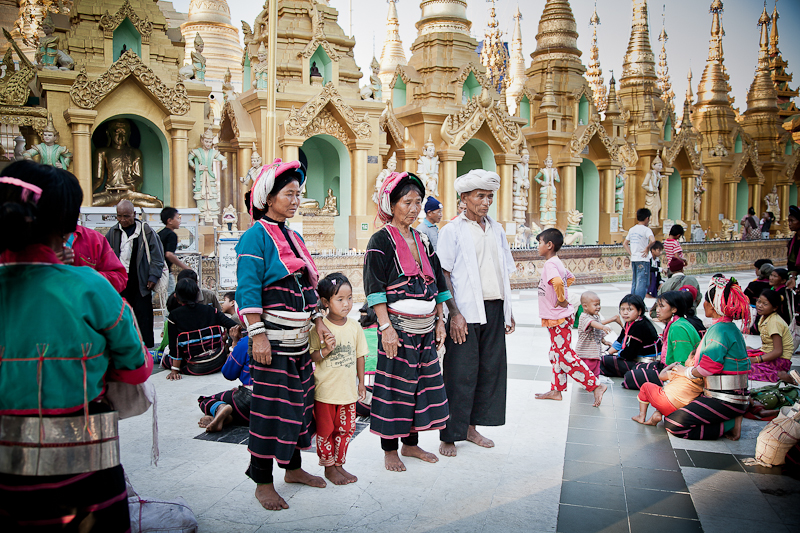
[617,431,672,450]
[623,467,688,493]
[625,488,698,520]
[612,393,644,408]
[563,460,624,486]
[762,493,800,525]
[619,448,680,472]
[615,406,644,419]
[560,481,627,512]
[557,504,629,533]
[675,449,693,467]
[567,428,619,447]
[569,415,619,431]
[615,418,670,435]
[628,513,702,533]
[734,454,785,476]
[571,403,617,418]
[685,450,744,472]
[564,442,620,465]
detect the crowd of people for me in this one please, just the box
[1,159,799,530]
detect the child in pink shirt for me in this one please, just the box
[534,229,607,407]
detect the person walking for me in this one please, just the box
[436,169,516,457]
[623,208,655,299]
[106,199,165,349]
[417,197,443,250]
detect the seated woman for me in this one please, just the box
[163,278,241,379]
[623,291,702,390]
[664,276,751,441]
[196,337,253,432]
[744,260,774,306]
[747,289,794,383]
[768,268,791,325]
[632,356,705,426]
[601,294,660,377]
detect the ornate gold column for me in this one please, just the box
[64,108,98,207]
[682,174,696,222]
[164,116,196,208]
[348,139,372,250]
[725,181,737,220]
[561,164,577,211]
[750,182,762,216]
[438,149,465,221]
[778,183,791,225]
[495,153,520,226]
[279,135,304,164]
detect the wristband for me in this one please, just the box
[247,321,265,333]
[249,327,267,337]
[379,322,391,332]
[684,366,695,380]
[171,366,180,371]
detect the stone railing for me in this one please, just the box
[202,239,788,300]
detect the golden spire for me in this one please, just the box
[605,71,621,117]
[540,62,558,109]
[745,3,778,116]
[585,2,607,112]
[620,0,658,89]
[696,1,731,108]
[379,0,408,101]
[766,1,799,118]
[657,7,674,109]
[480,0,508,92]
[769,2,779,56]
[680,94,693,131]
[532,0,580,63]
[507,6,526,113]
[686,68,693,104]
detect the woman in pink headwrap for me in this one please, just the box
[364,171,452,472]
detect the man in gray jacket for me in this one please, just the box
[106,200,165,348]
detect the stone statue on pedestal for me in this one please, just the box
[373,153,397,204]
[252,42,268,90]
[179,33,206,81]
[533,152,559,228]
[417,135,440,198]
[512,148,530,226]
[22,114,71,170]
[189,127,228,225]
[310,61,323,85]
[35,15,74,71]
[93,119,162,207]
[320,188,338,216]
[564,210,584,246]
[615,166,626,216]
[764,185,780,221]
[222,67,236,102]
[240,143,262,189]
[360,57,382,101]
[693,169,706,223]
[643,155,664,228]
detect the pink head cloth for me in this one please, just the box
[249,158,304,219]
[0,177,43,204]
[376,171,409,224]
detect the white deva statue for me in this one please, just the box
[533,151,560,228]
[764,185,780,221]
[417,135,440,198]
[512,148,530,226]
[240,143,263,189]
[189,127,228,225]
[643,154,664,227]
[373,152,397,205]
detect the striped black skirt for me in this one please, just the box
[600,355,643,378]
[622,362,664,390]
[370,327,449,439]
[247,334,315,465]
[198,386,252,425]
[664,395,747,440]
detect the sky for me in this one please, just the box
[171,0,800,111]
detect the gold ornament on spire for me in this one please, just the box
[15,0,74,48]
[766,1,799,118]
[620,0,658,89]
[532,0,580,63]
[585,2,607,112]
[745,3,778,116]
[540,61,558,109]
[605,71,621,117]
[506,5,526,113]
[480,0,508,93]
[696,0,731,108]
[379,0,407,101]
[657,7,674,110]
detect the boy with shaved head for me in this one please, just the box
[575,291,614,378]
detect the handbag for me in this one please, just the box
[106,376,160,466]
[143,224,170,293]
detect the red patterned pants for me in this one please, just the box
[315,401,357,467]
[547,320,598,392]
[637,382,678,416]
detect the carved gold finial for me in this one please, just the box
[605,71,621,116]
[540,61,558,109]
[696,1,732,107]
[680,97,693,131]
[506,5,526,113]
[585,2,607,112]
[379,0,407,97]
[480,0,508,92]
[769,2,780,56]
[532,0,580,62]
[620,0,658,89]
[657,6,674,110]
[745,2,779,116]
[686,68,693,103]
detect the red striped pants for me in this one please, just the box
[547,320,598,392]
[315,401,356,467]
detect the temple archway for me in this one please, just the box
[299,134,350,250]
[668,169,682,221]
[576,158,600,244]
[91,114,170,204]
[736,176,749,221]
[457,138,498,219]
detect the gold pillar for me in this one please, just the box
[494,153,520,226]
[725,181,737,220]
[750,183,762,216]
[438,149,465,221]
[64,109,98,207]
[778,183,791,225]
[264,0,278,163]
[561,165,577,212]
[235,142,252,216]
[348,140,370,217]
[164,116,196,208]
[682,175,695,222]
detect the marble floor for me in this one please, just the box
[121,270,800,532]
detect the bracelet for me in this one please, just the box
[684,366,695,380]
[378,322,391,332]
[247,321,265,333]
[311,311,323,321]
[249,327,267,337]
[171,366,180,371]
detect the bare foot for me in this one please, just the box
[631,413,647,425]
[324,465,349,485]
[439,442,457,457]
[724,416,743,441]
[284,468,327,488]
[198,415,213,428]
[592,383,607,407]
[384,450,406,472]
[255,484,288,511]
[466,426,494,448]
[205,404,233,433]
[535,390,563,401]
[401,444,439,464]
[644,411,662,426]
[336,465,358,483]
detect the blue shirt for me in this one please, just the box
[418,219,439,251]
[221,340,251,385]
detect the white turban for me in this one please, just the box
[454,169,501,195]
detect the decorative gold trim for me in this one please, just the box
[379,101,404,148]
[664,129,703,171]
[570,84,592,102]
[785,150,800,179]
[0,106,48,135]
[99,0,153,44]
[568,120,620,162]
[284,83,371,140]
[389,64,415,90]
[0,29,36,107]
[453,63,491,91]
[220,100,239,138]
[300,109,349,146]
[440,89,523,153]
[725,142,765,183]
[514,86,537,107]
[298,3,340,61]
[69,50,191,115]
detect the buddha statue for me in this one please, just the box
[189,127,228,225]
[92,119,163,208]
[310,61,322,80]
[320,188,338,216]
[22,114,72,170]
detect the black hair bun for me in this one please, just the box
[0,202,35,253]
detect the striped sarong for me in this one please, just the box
[622,362,664,390]
[370,327,449,439]
[198,386,252,425]
[664,395,747,440]
[600,355,643,378]
[0,465,129,531]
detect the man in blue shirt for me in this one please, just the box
[418,196,443,250]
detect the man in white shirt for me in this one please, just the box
[436,169,516,457]
[623,208,655,299]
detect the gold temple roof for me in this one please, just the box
[620,0,657,89]
[745,5,778,116]
[532,0,580,62]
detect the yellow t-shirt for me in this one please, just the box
[759,312,794,360]
[309,317,368,405]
